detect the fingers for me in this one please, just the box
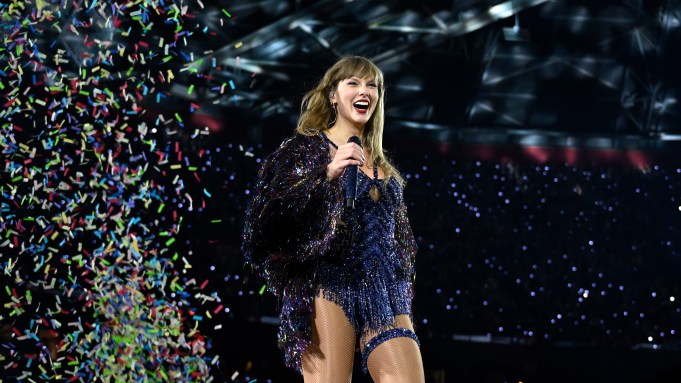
[326,143,366,181]
[341,159,363,167]
[337,142,365,163]
[329,159,362,175]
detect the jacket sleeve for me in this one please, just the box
[242,134,344,293]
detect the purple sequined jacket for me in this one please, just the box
[242,133,416,371]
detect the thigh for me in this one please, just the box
[360,314,414,352]
[361,315,424,383]
[302,294,356,383]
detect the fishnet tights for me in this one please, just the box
[302,295,424,383]
[361,315,425,383]
[302,295,356,383]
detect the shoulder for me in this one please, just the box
[387,176,404,198]
[278,133,325,152]
[265,133,327,166]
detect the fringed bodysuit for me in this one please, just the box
[315,133,412,338]
[242,132,417,372]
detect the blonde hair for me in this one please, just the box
[295,56,404,186]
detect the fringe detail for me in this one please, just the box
[319,271,412,339]
[278,280,314,372]
[242,134,418,373]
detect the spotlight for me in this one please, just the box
[503,12,530,41]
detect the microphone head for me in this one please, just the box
[347,136,362,147]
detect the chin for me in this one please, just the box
[352,120,370,128]
[353,114,372,125]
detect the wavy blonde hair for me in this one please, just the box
[295,56,404,186]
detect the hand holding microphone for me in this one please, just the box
[343,136,362,208]
[326,136,364,182]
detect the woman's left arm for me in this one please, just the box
[394,190,417,295]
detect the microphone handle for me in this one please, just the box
[345,136,362,208]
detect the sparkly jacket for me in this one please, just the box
[242,133,416,371]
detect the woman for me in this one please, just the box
[242,56,424,382]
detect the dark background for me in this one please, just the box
[2,1,681,382]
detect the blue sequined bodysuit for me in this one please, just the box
[242,132,417,371]
[316,133,411,337]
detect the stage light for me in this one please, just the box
[503,9,530,42]
[503,18,530,41]
[490,2,513,18]
[660,133,681,141]
[659,6,681,29]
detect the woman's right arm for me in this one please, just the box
[242,135,347,290]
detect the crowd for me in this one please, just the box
[400,156,681,350]
[201,141,681,353]
[6,131,677,380]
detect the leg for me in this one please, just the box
[360,315,425,383]
[302,294,356,383]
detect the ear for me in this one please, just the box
[329,89,335,103]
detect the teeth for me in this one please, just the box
[354,101,369,110]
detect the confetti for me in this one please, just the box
[0,1,240,381]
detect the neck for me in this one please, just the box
[328,121,363,143]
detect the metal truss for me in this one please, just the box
[464,0,681,149]
[175,0,681,150]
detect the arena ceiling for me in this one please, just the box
[167,0,681,151]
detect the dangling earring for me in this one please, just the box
[328,103,337,126]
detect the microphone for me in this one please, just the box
[345,136,362,208]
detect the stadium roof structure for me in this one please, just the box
[169,0,681,152]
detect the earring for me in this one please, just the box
[329,103,337,126]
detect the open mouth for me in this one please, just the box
[353,100,369,111]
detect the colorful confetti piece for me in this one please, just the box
[0,1,244,381]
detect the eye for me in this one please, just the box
[347,81,358,85]
[368,83,378,88]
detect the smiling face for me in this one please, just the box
[331,76,380,129]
